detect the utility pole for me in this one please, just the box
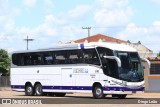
[82,27,91,43]
[24,36,34,50]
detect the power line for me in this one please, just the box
[24,36,34,50]
[92,25,160,29]
[82,27,91,43]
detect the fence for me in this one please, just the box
[0,76,10,87]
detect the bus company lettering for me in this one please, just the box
[73,68,88,73]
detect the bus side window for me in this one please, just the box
[78,50,84,63]
[30,53,42,65]
[107,59,118,78]
[96,47,114,58]
[69,50,78,64]
[12,53,22,66]
[55,51,66,64]
[101,58,118,78]
[82,49,100,65]
[24,54,31,65]
[43,52,54,65]
[20,55,24,66]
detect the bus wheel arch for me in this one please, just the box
[25,82,34,96]
[92,82,104,99]
[34,82,43,96]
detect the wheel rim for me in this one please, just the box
[27,87,32,93]
[36,85,42,95]
[96,88,102,96]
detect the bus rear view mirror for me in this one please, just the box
[103,56,121,67]
[141,58,150,69]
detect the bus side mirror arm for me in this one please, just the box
[141,58,151,69]
[103,56,121,67]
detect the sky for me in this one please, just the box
[0,0,160,54]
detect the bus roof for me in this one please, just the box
[12,42,137,54]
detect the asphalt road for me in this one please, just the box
[1,91,160,107]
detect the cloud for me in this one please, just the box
[95,0,129,9]
[151,0,160,4]
[117,23,147,40]
[0,0,134,51]
[67,5,91,20]
[44,14,67,26]
[0,0,159,54]
[0,32,9,41]
[0,0,20,43]
[116,21,160,53]
[23,0,37,7]
[94,0,134,27]
[43,0,54,14]
[14,14,85,50]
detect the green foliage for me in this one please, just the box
[0,49,10,76]
[157,52,160,57]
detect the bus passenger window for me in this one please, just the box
[30,53,42,65]
[43,52,54,65]
[24,55,31,65]
[12,54,20,66]
[63,50,79,64]
[82,49,100,65]
[55,51,66,64]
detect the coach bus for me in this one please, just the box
[11,43,147,99]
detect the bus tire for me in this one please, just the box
[54,93,66,97]
[117,94,127,99]
[25,83,34,96]
[35,83,43,96]
[93,84,104,99]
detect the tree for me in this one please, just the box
[0,49,10,76]
[157,52,160,57]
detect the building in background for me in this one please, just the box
[63,34,154,58]
[145,57,160,92]
[68,33,127,44]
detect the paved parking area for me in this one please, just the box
[1,90,160,98]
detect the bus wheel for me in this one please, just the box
[117,94,127,99]
[25,84,34,96]
[35,83,43,96]
[54,93,66,97]
[93,85,104,99]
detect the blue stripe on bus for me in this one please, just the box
[11,85,144,91]
[11,85,25,89]
[42,86,92,90]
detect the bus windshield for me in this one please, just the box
[115,51,144,82]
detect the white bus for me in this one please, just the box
[11,43,145,99]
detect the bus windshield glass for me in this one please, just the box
[115,51,144,82]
